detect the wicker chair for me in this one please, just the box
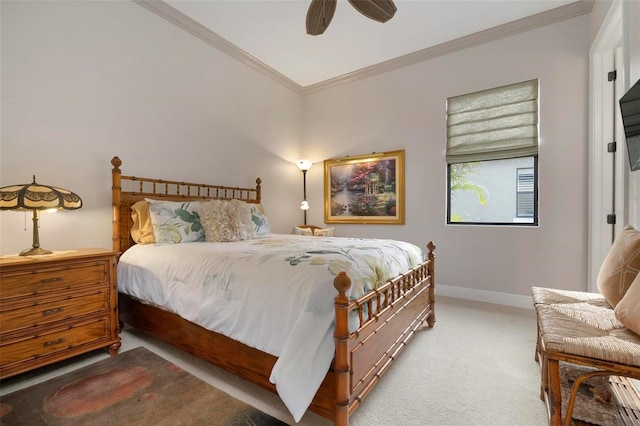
[532,287,640,426]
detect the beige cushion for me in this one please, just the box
[597,225,640,307]
[614,273,640,335]
[294,226,313,236]
[130,200,156,244]
[313,227,335,237]
[198,199,256,242]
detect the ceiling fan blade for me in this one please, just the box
[306,0,337,36]
[348,0,397,23]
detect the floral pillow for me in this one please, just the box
[146,199,205,244]
[198,199,256,242]
[250,203,271,236]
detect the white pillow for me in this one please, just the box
[198,199,256,242]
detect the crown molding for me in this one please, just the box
[134,0,594,96]
[132,0,304,94]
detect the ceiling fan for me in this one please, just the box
[306,0,397,36]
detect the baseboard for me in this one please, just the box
[437,284,534,310]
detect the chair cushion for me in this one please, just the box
[597,225,640,307]
[615,273,640,335]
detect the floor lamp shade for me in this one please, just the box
[295,160,313,225]
[0,176,82,255]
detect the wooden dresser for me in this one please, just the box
[0,248,121,379]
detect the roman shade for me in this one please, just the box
[446,79,539,164]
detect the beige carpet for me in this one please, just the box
[0,297,552,425]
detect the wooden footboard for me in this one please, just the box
[118,244,435,425]
[111,156,435,425]
[333,242,435,423]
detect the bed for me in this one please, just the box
[111,156,436,425]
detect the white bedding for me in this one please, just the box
[117,233,424,422]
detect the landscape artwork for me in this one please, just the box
[324,150,404,224]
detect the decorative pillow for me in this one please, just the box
[313,227,335,237]
[294,226,313,236]
[597,225,640,307]
[130,200,155,244]
[146,199,205,244]
[614,272,640,335]
[250,203,271,236]
[198,199,256,242]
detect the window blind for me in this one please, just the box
[446,79,539,164]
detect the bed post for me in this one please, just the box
[111,156,122,254]
[427,241,436,328]
[333,271,352,426]
[255,178,262,203]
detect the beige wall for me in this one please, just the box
[302,16,591,302]
[0,1,304,254]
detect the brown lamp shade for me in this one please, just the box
[0,176,82,211]
[0,176,82,256]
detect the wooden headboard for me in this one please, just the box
[111,156,262,254]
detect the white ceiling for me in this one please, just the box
[147,0,590,88]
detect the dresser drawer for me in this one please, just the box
[0,317,110,365]
[0,260,109,300]
[0,248,120,379]
[0,289,109,335]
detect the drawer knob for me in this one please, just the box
[43,338,65,347]
[42,307,64,316]
[40,277,63,284]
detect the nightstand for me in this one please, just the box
[0,248,121,379]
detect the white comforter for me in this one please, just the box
[117,234,424,422]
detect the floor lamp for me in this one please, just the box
[295,160,313,225]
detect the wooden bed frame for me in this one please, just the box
[111,156,436,425]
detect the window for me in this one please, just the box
[516,167,534,218]
[446,79,539,225]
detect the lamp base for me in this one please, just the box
[20,247,53,256]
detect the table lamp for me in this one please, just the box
[0,175,82,255]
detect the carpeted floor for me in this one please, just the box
[0,347,286,426]
[3,297,636,425]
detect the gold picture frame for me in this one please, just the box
[324,150,405,224]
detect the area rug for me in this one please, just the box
[0,347,286,425]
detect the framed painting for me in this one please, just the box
[324,150,405,224]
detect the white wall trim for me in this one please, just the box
[303,0,595,94]
[437,284,534,310]
[132,0,302,93]
[588,0,622,292]
[133,0,594,96]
